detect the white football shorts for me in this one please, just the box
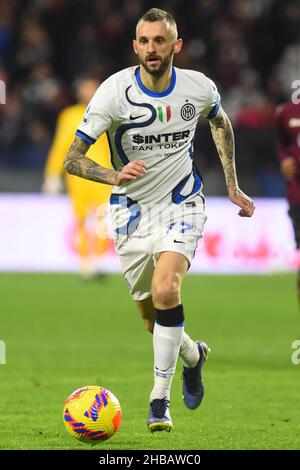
[110,192,207,301]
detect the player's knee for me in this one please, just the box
[152,273,181,308]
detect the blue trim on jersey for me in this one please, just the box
[135,66,176,97]
[75,130,96,144]
[114,85,157,165]
[171,166,202,204]
[110,194,136,207]
[188,132,196,159]
[110,194,141,235]
[193,164,205,198]
[106,133,117,170]
[206,95,221,119]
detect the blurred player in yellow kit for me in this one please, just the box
[43,77,111,277]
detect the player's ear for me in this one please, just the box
[174,38,183,54]
[132,39,138,55]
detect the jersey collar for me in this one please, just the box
[135,66,176,98]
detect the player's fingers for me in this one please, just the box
[247,204,255,215]
[122,170,142,179]
[119,174,138,182]
[248,200,255,214]
[130,160,147,169]
[238,206,254,217]
[243,196,254,207]
[240,196,255,212]
[125,164,146,175]
[237,201,251,214]
[132,159,147,167]
[238,209,249,217]
[122,168,145,178]
[129,162,147,174]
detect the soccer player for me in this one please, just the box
[64,8,255,432]
[276,99,300,304]
[43,77,111,277]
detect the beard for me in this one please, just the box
[138,49,174,78]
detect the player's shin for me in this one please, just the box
[150,305,184,402]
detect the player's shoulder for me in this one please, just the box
[98,67,136,90]
[175,67,218,98]
[176,68,216,86]
[176,68,207,80]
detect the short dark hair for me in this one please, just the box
[136,8,178,38]
[139,8,175,24]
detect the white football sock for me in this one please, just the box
[179,331,200,368]
[150,322,183,402]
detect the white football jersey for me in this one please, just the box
[76,66,220,205]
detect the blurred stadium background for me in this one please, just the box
[1,0,299,193]
[0,0,300,451]
[1,0,300,272]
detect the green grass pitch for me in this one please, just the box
[0,272,299,450]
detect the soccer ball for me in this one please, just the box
[63,386,122,443]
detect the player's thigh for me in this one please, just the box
[115,235,155,301]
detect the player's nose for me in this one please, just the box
[147,40,156,53]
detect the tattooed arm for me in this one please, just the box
[209,107,255,217]
[64,136,146,186]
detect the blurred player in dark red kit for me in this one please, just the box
[276,99,300,305]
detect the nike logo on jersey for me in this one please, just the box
[173,240,185,244]
[129,113,147,120]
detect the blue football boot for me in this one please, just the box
[147,397,173,432]
[182,341,210,410]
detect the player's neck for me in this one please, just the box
[139,66,173,93]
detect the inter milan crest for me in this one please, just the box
[181,102,196,121]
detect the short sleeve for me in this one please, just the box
[76,81,114,144]
[200,78,221,119]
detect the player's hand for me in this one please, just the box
[228,187,255,217]
[115,160,147,186]
[280,157,297,180]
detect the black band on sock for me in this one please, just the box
[156,304,184,327]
